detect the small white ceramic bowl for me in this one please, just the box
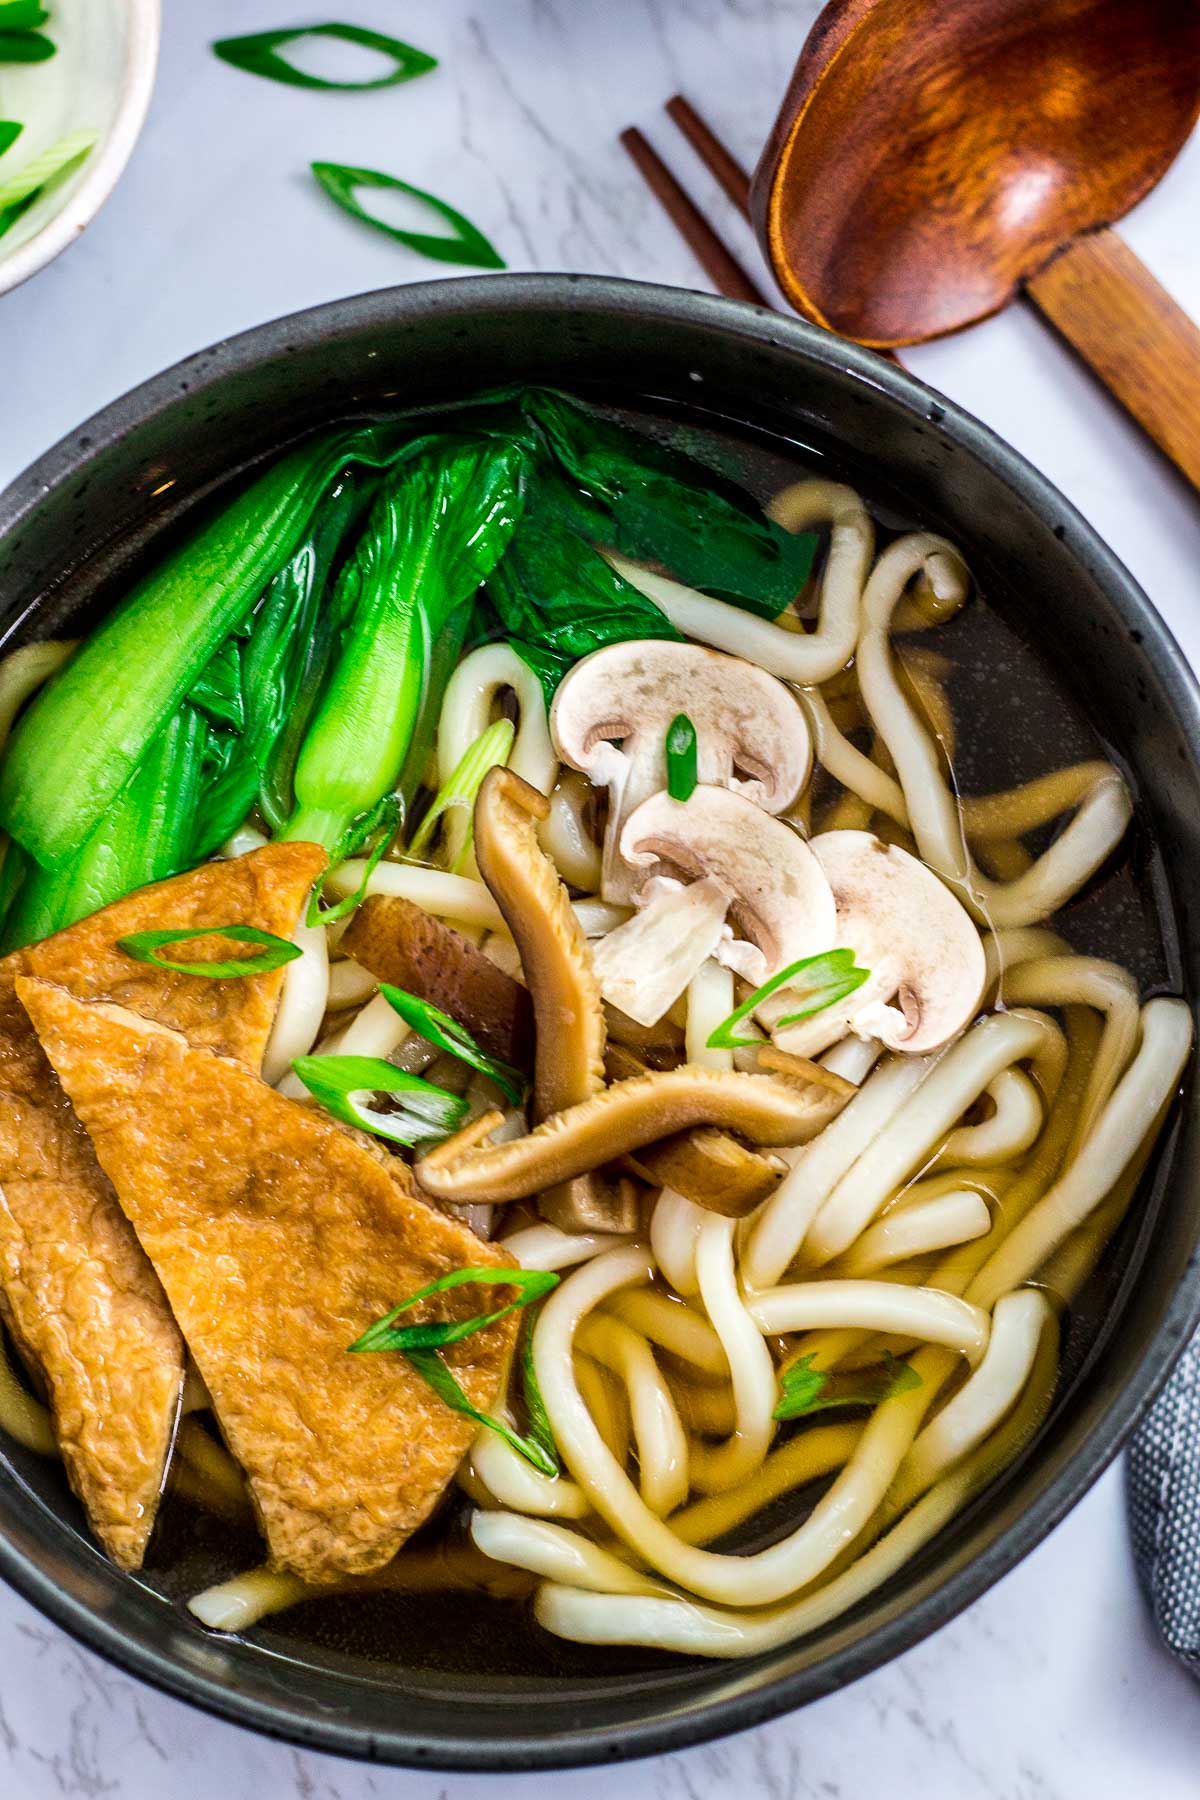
[0,0,159,297]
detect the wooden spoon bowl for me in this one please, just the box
[752,0,1200,346]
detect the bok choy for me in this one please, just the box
[282,436,526,852]
[0,424,407,868]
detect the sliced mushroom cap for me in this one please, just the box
[550,640,812,903]
[415,1066,846,1204]
[618,785,837,988]
[772,830,985,1056]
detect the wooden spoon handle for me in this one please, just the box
[1024,228,1200,490]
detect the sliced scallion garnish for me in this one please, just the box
[665,712,698,802]
[212,22,436,91]
[117,922,302,979]
[403,1347,558,1476]
[520,1303,559,1473]
[706,947,871,1050]
[349,1265,557,1353]
[291,1052,468,1148]
[0,2,49,28]
[305,792,400,928]
[0,30,52,63]
[0,122,22,159]
[773,1351,921,1422]
[0,130,95,214]
[311,161,505,270]
[350,1266,561,1476]
[379,983,528,1107]
[405,716,514,868]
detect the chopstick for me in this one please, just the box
[664,95,752,219]
[619,124,772,309]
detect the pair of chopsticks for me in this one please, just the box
[620,97,773,308]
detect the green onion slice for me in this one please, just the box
[773,1351,921,1422]
[311,161,505,270]
[665,713,698,802]
[706,947,871,1050]
[350,1267,561,1476]
[0,122,22,159]
[305,792,400,928]
[380,983,528,1107]
[118,923,302,979]
[0,131,95,211]
[291,1052,468,1148]
[406,716,514,868]
[349,1265,558,1353]
[212,23,436,90]
[520,1303,559,1472]
[0,2,49,28]
[0,29,52,62]
[401,1346,558,1476]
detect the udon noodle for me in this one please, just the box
[0,395,1188,1666]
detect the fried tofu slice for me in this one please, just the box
[0,843,324,1568]
[19,979,519,1584]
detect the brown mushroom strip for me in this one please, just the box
[341,894,532,1066]
[415,1066,847,1205]
[756,1044,858,1098]
[605,1043,782,1218]
[473,768,636,1232]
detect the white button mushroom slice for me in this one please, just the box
[549,641,812,904]
[590,875,732,1027]
[617,786,838,998]
[767,830,986,1058]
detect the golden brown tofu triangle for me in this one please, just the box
[18,979,519,1584]
[0,843,325,1570]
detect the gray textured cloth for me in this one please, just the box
[1128,1336,1200,1673]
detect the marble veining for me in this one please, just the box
[1,0,1200,1792]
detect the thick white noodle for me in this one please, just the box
[836,1189,991,1276]
[531,1249,936,1607]
[688,1214,777,1494]
[969,998,1193,1307]
[894,1289,1051,1502]
[263,917,329,1085]
[606,1289,727,1376]
[326,957,377,1011]
[469,1422,590,1521]
[577,1314,689,1514]
[571,897,632,938]
[649,1189,707,1298]
[686,959,735,1071]
[500,1223,636,1272]
[938,1069,1043,1166]
[982,926,1067,990]
[220,823,269,858]
[330,991,409,1059]
[856,533,1132,926]
[744,1055,935,1291]
[542,774,603,891]
[438,642,557,795]
[532,1461,967,1657]
[327,861,508,932]
[188,1569,309,1631]
[999,956,1140,1154]
[799,685,908,826]
[606,478,873,684]
[471,1513,658,1596]
[803,1011,1057,1267]
[747,1280,990,1363]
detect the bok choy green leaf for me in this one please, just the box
[520,389,818,616]
[282,436,526,852]
[0,424,407,869]
[0,705,207,949]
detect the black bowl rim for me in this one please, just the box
[0,271,1198,1771]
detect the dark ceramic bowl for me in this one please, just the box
[0,274,1197,1771]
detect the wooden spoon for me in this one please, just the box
[751,0,1200,486]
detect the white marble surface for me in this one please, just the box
[1,1,1199,1793]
